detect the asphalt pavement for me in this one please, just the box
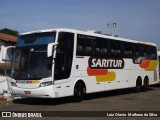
[0,84,160,120]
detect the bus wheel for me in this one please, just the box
[135,77,142,93]
[74,82,85,102]
[142,77,149,92]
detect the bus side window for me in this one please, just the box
[102,38,109,55]
[142,45,150,58]
[134,44,141,58]
[76,35,85,56]
[123,42,133,58]
[110,40,122,57]
[85,38,93,55]
[150,46,157,60]
[77,46,83,53]
[94,38,103,55]
[133,44,146,64]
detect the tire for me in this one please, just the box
[135,83,141,93]
[142,78,149,92]
[74,82,84,102]
[135,78,142,93]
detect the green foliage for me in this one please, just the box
[0,28,19,37]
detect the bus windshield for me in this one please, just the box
[11,46,52,80]
[11,32,56,80]
[17,32,56,47]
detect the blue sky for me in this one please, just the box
[1,0,160,48]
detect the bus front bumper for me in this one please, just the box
[11,85,55,98]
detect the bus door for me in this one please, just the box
[54,32,74,96]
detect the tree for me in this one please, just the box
[0,28,19,37]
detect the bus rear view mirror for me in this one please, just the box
[2,46,14,62]
[47,42,58,57]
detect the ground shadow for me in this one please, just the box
[151,83,160,88]
[84,87,154,100]
[13,97,74,105]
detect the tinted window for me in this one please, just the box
[123,42,134,58]
[85,38,93,55]
[150,46,157,60]
[94,38,103,55]
[134,44,141,57]
[54,32,74,80]
[17,32,56,47]
[101,38,109,55]
[77,34,95,56]
[110,40,122,57]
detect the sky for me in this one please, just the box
[1,0,160,48]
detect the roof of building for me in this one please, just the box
[0,33,18,42]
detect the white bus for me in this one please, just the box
[3,28,159,100]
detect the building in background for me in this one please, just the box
[0,33,17,99]
[0,33,17,63]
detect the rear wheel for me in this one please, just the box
[135,77,142,93]
[142,77,149,92]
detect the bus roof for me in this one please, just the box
[21,28,156,47]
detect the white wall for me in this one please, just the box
[0,76,7,93]
[0,40,15,97]
[0,40,6,63]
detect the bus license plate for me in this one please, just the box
[24,91,31,94]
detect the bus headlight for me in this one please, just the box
[11,82,17,87]
[39,81,53,87]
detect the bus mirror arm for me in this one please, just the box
[47,42,58,57]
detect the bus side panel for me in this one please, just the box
[104,69,130,90]
[54,81,74,98]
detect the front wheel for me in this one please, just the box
[74,82,85,102]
